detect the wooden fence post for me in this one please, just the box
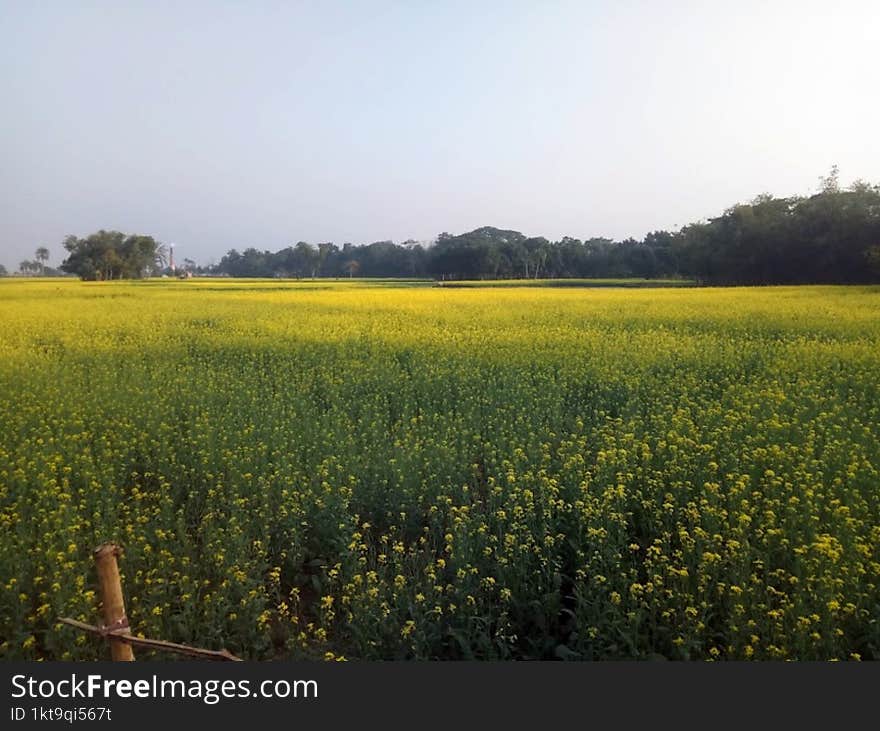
[94,543,135,661]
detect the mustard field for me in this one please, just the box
[1,279,879,660]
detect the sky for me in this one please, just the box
[1,0,878,270]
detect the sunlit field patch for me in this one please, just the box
[0,279,878,660]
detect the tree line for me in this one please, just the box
[211,171,880,284]
[48,170,880,284]
[3,247,62,277]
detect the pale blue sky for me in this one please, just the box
[1,0,878,269]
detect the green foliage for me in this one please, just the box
[60,231,164,280]
[677,180,880,284]
[210,174,880,285]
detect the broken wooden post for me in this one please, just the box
[93,542,134,661]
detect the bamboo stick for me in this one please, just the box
[58,617,241,661]
[93,543,134,661]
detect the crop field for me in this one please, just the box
[435,278,695,288]
[1,279,879,660]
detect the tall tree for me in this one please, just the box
[35,247,50,274]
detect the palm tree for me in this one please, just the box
[35,247,50,274]
[154,244,168,275]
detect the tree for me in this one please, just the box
[342,259,360,278]
[0,264,7,277]
[19,260,39,276]
[317,242,336,276]
[523,237,550,278]
[291,241,319,278]
[60,230,164,280]
[35,247,50,274]
[154,244,169,271]
[866,245,880,276]
[819,164,840,194]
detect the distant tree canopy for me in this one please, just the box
[15,247,63,277]
[214,240,429,279]
[675,178,880,284]
[60,231,165,280]
[211,177,880,284]
[54,174,880,284]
